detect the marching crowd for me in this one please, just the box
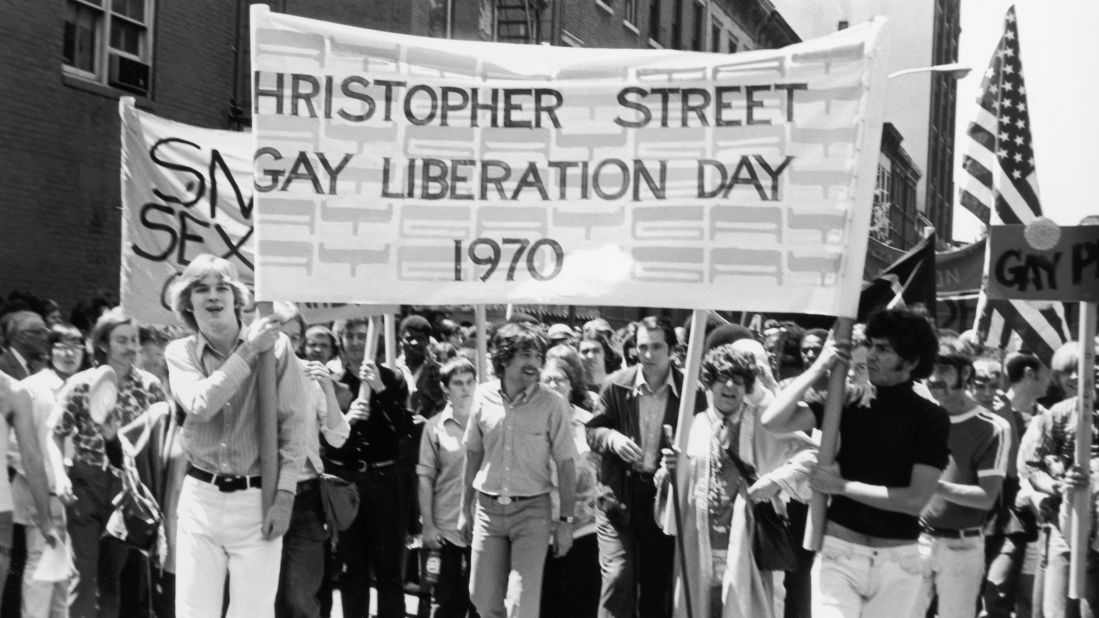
[0,253,1096,618]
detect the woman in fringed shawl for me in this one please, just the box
[656,344,818,618]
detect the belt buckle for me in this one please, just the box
[216,475,242,492]
[497,495,513,505]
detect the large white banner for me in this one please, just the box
[250,8,887,318]
[119,98,393,324]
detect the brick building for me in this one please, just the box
[0,0,796,318]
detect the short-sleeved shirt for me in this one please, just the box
[921,405,1010,530]
[811,380,950,540]
[417,404,469,546]
[463,380,577,499]
[50,366,166,468]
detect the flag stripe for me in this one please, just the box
[963,6,1070,365]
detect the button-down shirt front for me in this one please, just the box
[50,366,166,468]
[166,330,308,493]
[417,404,469,546]
[464,380,576,498]
[633,367,676,472]
[303,380,350,478]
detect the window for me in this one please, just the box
[63,0,154,96]
[727,35,738,53]
[648,0,661,43]
[711,25,720,52]
[691,1,703,50]
[623,0,637,25]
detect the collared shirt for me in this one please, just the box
[633,367,676,472]
[303,380,350,478]
[417,404,469,546]
[396,355,446,419]
[166,330,308,493]
[10,348,30,377]
[49,366,166,468]
[464,380,577,498]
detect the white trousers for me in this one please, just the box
[175,476,282,618]
[812,535,924,618]
[911,532,985,618]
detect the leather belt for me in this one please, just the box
[479,491,541,506]
[357,459,396,473]
[187,466,262,492]
[923,525,983,539]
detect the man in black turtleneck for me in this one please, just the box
[763,309,949,618]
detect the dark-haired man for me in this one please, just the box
[587,316,706,618]
[763,309,950,618]
[457,322,577,618]
[913,348,1009,618]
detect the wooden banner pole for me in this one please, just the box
[357,317,378,401]
[255,302,278,516]
[804,317,854,551]
[384,313,397,368]
[1068,301,1096,599]
[474,305,488,382]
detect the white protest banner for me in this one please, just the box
[250,8,887,318]
[119,98,394,324]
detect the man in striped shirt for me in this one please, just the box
[912,345,1010,618]
[165,255,308,618]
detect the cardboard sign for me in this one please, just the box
[249,8,889,318]
[987,225,1099,302]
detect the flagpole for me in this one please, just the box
[1068,301,1096,599]
[804,317,854,550]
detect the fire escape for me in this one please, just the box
[494,0,545,44]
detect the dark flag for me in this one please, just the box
[957,5,1069,363]
[857,233,936,322]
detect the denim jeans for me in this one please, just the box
[594,477,674,618]
[276,481,328,618]
[911,532,985,618]
[812,535,924,618]
[984,532,1031,618]
[433,541,477,618]
[338,468,405,618]
[468,492,551,618]
[66,463,129,618]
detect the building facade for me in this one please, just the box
[1,0,796,317]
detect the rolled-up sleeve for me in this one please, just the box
[166,338,251,422]
[314,382,350,449]
[548,398,578,465]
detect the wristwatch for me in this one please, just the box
[558,516,575,524]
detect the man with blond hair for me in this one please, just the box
[165,254,308,618]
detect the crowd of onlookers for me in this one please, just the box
[0,263,1096,618]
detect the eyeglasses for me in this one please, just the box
[52,342,83,353]
[542,375,570,386]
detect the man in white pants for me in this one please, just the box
[913,346,1009,618]
[166,254,307,617]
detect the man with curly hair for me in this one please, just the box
[763,309,950,618]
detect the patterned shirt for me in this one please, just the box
[633,367,676,472]
[49,366,166,468]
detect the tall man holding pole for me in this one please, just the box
[763,309,949,618]
[165,254,308,618]
[587,316,706,618]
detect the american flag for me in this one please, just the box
[959,5,1070,364]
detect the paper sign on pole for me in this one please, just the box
[119,98,394,324]
[250,8,888,318]
[987,225,1099,302]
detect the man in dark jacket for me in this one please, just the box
[587,316,706,618]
